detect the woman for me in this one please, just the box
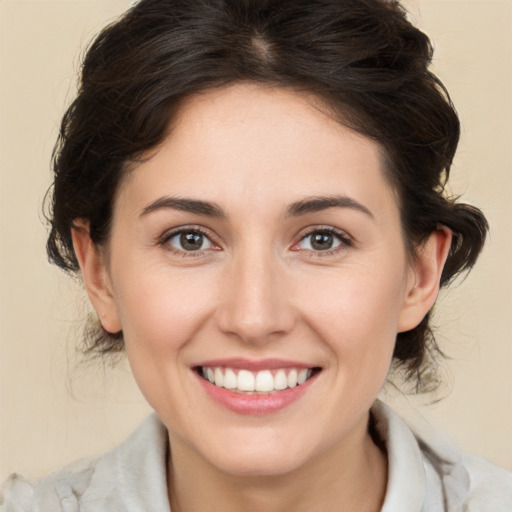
[2,0,511,510]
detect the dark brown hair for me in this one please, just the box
[46,0,488,392]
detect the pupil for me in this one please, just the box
[311,232,333,250]
[181,232,203,250]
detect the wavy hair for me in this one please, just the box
[46,0,488,392]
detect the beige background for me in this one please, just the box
[0,0,511,480]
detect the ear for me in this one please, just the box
[71,220,122,333]
[398,226,452,333]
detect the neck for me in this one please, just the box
[167,414,387,512]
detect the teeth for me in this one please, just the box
[223,368,237,389]
[237,370,255,391]
[255,370,274,392]
[201,366,315,393]
[287,369,298,388]
[274,369,288,390]
[297,368,308,385]
[214,367,224,387]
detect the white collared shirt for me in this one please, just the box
[2,401,511,511]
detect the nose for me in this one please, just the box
[216,248,297,344]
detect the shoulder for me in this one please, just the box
[1,456,97,512]
[416,425,512,511]
[372,400,512,512]
[461,453,512,511]
[1,414,169,512]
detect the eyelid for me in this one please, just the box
[290,226,354,253]
[157,224,353,257]
[158,225,221,255]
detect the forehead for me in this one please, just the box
[118,84,398,221]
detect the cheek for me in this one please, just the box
[110,265,221,417]
[297,261,408,362]
[111,261,219,354]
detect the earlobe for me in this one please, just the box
[397,226,453,333]
[71,220,122,334]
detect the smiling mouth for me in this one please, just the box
[195,366,322,394]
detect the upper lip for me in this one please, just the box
[194,358,318,372]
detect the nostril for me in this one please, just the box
[216,305,297,344]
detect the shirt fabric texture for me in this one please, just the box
[2,401,511,511]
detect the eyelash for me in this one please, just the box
[159,226,217,257]
[158,226,353,258]
[293,227,353,258]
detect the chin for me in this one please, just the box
[211,450,309,478]
[192,429,318,478]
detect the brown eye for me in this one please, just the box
[167,230,212,251]
[295,228,350,253]
[310,232,336,251]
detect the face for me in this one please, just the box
[93,84,430,477]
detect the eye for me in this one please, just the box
[166,229,213,252]
[294,228,351,253]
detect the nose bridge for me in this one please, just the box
[217,242,295,343]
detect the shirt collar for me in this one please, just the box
[79,413,171,512]
[373,400,429,511]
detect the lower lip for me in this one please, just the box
[195,372,318,416]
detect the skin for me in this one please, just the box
[73,84,451,512]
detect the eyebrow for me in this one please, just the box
[286,195,373,219]
[140,194,373,219]
[140,197,225,218]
